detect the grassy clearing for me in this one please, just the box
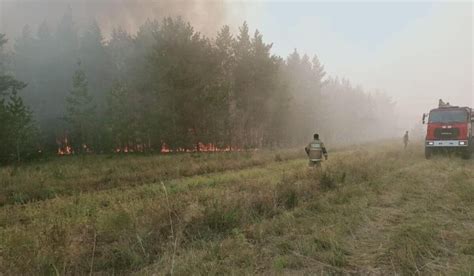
[0,149,299,206]
[1,142,472,274]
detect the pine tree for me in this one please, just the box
[215,25,235,147]
[37,21,52,41]
[151,17,214,150]
[79,20,112,105]
[105,81,136,152]
[108,27,134,80]
[312,55,326,87]
[0,34,37,163]
[51,7,80,121]
[7,88,36,162]
[266,57,291,147]
[14,25,38,110]
[249,29,278,147]
[65,62,96,152]
[56,6,78,52]
[232,22,253,147]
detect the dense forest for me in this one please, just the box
[0,10,396,163]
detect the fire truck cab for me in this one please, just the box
[423,105,473,159]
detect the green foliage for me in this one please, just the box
[276,182,298,209]
[0,149,300,205]
[151,17,218,149]
[319,170,336,191]
[273,256,288,270]
[0,34,38,163]
[385,221,442,275]
[98,210,134,241]
[202,201,241,234]
[4,13,398,158]
[65,62,96,152]
[105,81,138,151]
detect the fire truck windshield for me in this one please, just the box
[429,109,468,123]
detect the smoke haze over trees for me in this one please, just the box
[0,9,397,163]
[0,0,235,38]
[0,34,38,163]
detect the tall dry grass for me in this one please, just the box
[0,149,299,206]
[1,142,472,274]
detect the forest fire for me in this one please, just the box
[160,142,238,153]
[55,129,244,155]
[56,136,73,155]
[115,146,134,153]
[57,146,73,155]
[56,136,90,155]
[57,141,240,155]
[114,142,152,153]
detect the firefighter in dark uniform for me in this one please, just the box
[439,99,446,107]
[403,131,409,149]
[305,133,328,166]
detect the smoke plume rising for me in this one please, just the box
[0,0,241,38]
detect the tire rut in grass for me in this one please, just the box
[346,157,474,274]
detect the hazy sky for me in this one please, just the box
[0,0,472,129]
[242,1,473,129]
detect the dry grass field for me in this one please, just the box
[1,142,473,275]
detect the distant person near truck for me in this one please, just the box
[403,131,409,149]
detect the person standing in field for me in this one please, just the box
[439,99,446,107]
[403,131,409,149]
[305,133,328,166]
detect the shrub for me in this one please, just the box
[319,171,336,191]
[276,182,298,209]
[97,210,134,242]
[274,154,283,162]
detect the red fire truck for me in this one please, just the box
[423,105,473,159]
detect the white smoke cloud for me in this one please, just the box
[260,2,473,129]
[0,0,253,38]
[361,3,473,127]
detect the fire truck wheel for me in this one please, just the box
[425,147,432,159]
[461,149,471,160]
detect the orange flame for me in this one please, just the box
[57,135,74,155]
[160,142,240,153]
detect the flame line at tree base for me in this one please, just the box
[57,142,249,155]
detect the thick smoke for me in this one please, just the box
[0,0,236,38]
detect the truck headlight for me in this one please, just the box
[427,141,434,145]
[459,141,466,145]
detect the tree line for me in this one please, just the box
[0,10,396,163]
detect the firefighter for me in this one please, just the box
[439,99,445,107]
[305,133,328,166]
[403,131,409,149]
[439,99,450,108]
